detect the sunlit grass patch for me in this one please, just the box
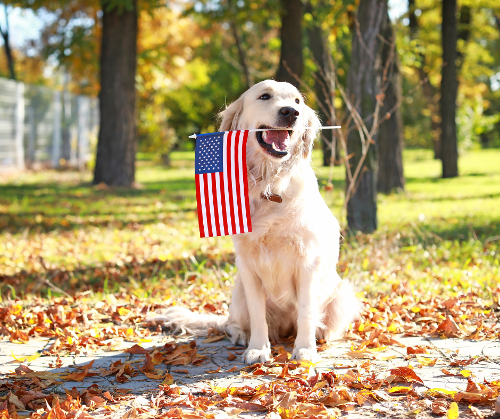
[0,149,498,303]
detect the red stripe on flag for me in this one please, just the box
[211,172,221,236]
[203,174,213,236]
[234,131,245,233]
[242,130,252,232]
[219,171,229,235]
[226,131,237,234]
[195,175,205,238]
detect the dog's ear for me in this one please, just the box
[301,105,321,159]
[218,98,243,131]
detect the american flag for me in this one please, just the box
[195,131,252,238]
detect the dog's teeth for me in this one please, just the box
[262,131,267,140]
[272,142,279,152]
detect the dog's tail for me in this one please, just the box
[146,306,228,335]
[324,278,363,340]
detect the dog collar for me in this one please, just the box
[260,192,282,203]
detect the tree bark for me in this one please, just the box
[230,21,252,89]
[440,0,459,178]
[275,0,303,87]
[0,4,16,80]
[93,0,138,187]
[305,2,338,167]
[457,5,471,70]
[408,0,441,159]
[346,0,388,233]
[377,12,405,193]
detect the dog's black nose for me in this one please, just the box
[280,107,299,118]
[278,107,299,126]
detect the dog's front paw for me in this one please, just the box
[244,347,271,364]
[291,347,319,362]
[226,323,249,346]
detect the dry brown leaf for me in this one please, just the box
[202,335,225,343]
[389,367,424,384]
[124,344,148,354]
[436,316,462,337]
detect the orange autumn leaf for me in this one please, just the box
[436,316,462,338]
[205,366,222,374]
[124,344,148,354]
[389,366,424,384]
[65,370,89,382]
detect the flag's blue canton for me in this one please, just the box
[195,132,225,175]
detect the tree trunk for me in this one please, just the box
[93,0,138,187]
[230,21,252,89]
[377,12,405,193]
[457,5,471,69]
[346,0,388,233]
[275,0,303,87]
[408,0,441,159]
[0,5,16,80]
[440,0,459,178]
[305,3,338,167]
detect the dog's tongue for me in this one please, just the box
[264,130,290,152]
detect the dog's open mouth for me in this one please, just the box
[256,126,292,158]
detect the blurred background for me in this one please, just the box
[0,0,499,301]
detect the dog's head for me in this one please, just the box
[219,80,320,163]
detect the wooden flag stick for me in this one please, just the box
[189,126,341,139]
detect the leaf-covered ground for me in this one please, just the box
[0,149,499,418]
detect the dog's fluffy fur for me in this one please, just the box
[151,80,360,364]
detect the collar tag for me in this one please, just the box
[261,193,282,203]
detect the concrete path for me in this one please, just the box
[1,333,499,418]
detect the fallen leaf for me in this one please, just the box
[436,316,462,338]
[162,373,174,385]
[124,344,148,354]
[389,367,424,384]
[416,356,437,366]
[202,335,226,343]
[11,351,41,363]
[447,402,459,419]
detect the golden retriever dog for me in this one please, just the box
[151,80,360,364]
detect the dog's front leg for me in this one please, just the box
[292,262,320,362]
[237,259,271,364]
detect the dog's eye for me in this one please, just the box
[259,94,271,100]
[295,98,300,104]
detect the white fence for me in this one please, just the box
[0,77,99,170]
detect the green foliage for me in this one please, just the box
[395,0,500,149]
[3,0,500,156]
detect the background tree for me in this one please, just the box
[93,0,138,187]
[377,11,405,193]
[275,0,303,86]
[345,0,388,233]
[0,2,16,80]
[440,0,459,178]
[305,2,336,167]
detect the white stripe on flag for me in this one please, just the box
[207,173,217,237]
[238,132,248,232]
[199,174,209,238]
[215,172,223,236]
[223,133,233,234]
[231,131,241,234]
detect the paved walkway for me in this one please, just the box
[1,332,499,418]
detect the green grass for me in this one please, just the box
[0,149,498,303]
